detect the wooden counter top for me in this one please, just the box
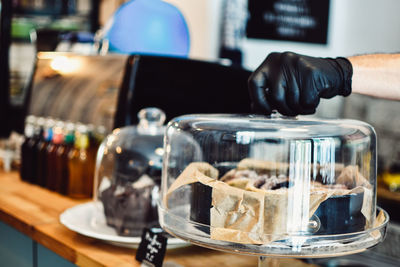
[0,171,261,267]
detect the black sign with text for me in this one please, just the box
[136,228,168,267]
[246,0,330,44]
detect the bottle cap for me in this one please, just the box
[52,133,64,144]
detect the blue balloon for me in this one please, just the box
[105,0,190,57]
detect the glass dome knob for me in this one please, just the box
[138,107,166,134]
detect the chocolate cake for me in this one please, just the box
[100,174,159,236]
[189,161,369,236]
[99,149,162,237]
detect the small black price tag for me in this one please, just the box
[136,228,168,267]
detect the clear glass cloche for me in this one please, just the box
[94,107,166,236]
[159,113,388,257]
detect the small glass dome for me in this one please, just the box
[94,107,166,236]
[159,113,388,257]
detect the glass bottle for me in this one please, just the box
[68,124,94,198]
[87,124,97,186]
[20,115,37,182]
[87,125,106,185]
[32,117,46,185]
[46,120,64,191]
[55,122,75,195]
[95,125,107,146]
[36,118,55,187]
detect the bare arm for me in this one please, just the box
[348,54,400,100]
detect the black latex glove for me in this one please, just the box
[248,52,353,116]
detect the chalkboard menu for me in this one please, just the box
[246,0,330,44]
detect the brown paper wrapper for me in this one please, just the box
[370,209,386,239]
[165,160,374,245]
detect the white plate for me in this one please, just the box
[59,201,188,249]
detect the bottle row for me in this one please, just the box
[20,115,106,198]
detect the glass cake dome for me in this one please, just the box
[158,113,388,257]
[94,107,166,237]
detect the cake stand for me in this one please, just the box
[158,113,389,266]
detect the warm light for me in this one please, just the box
[165,144,171,153]
[155,147,164,156]
[112,128,120,134]
[37,52,58,60]
[50,56,82,74]
[106,135,116,147]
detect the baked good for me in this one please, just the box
[100,174,159,236]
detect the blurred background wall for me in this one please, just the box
[3,0,400,169]
[155,0,400,167]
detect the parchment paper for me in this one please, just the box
[165,160,374,244]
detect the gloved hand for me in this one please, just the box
[248,52,353,116]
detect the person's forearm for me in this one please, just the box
[348,54,400,100]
